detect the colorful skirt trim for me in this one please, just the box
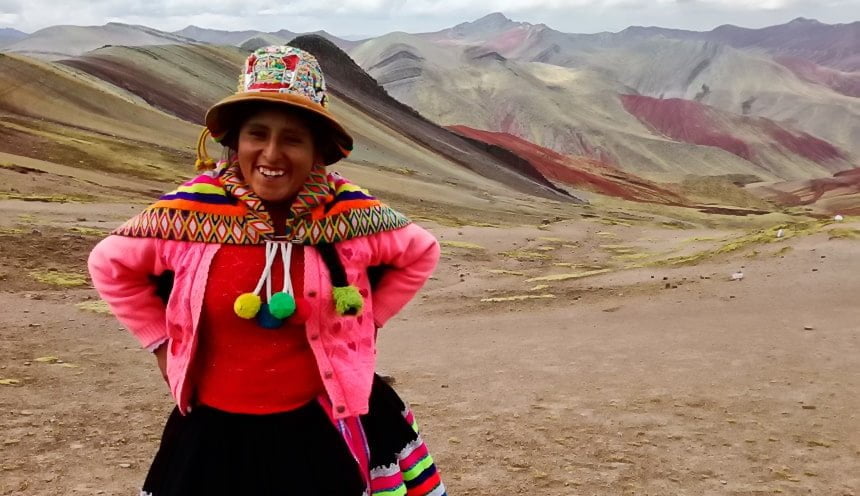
[357,377,446,496]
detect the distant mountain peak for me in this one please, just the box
[789,17,821,25]
[475,12,514,25]
[288,34,368,87]
[0,26,27,46]
[454,12,521,31]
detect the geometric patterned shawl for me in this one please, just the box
[113,162,411,245]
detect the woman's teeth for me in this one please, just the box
[258,167,285,178]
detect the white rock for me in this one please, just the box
[731,271,744,281]
[776,229,784,238]
[834,214,844,221]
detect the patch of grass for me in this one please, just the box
[500,250,551,261]
[597,218,633,227]
[595,231,618,238]
[647,220,831,267]
[528,284,550,292]
[69,226,108,236]
[614,252,651,261]
[538,237,567,243]
[681,236,723,243]
[661,220,696,230]
[0,227,25,235]
[535,246,556,252]
[412,215,478,228]
[0,192,98,203]
[487,269,525,276]
[526,268,612,282]
[440,240,485,250]
[678,174,771,210]
[481,294,556,303]
[553,263,606,270]
[828,228,860,240]
[75,300,112,314]
[600,244,639,256]
[30,269,88,287]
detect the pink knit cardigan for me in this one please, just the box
[88,223,439,419]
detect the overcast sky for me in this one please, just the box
[1,0,857,36]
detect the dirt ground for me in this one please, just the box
[0,194,858,496]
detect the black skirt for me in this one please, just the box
[140,377,444,496]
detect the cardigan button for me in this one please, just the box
[309,333,320,341]
[324,371,333,379]
[336,405,346,414]
[307,291,317,297]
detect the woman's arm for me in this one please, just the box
[87,235,171,350]
[366,223,440,328]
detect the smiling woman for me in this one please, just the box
[87,45,446,496]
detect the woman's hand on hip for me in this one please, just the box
[153,342,168,384]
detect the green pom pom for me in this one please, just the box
[234,292,262,319]
[269,292,296,319]
[332,286,364,316]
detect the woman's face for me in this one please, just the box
[236,108,319,203]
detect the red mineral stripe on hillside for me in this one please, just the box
[759,167,860,207]
[620,94,755,162]
[764,121,846,164]
[774,55,860,98]
[448,125,685,205]
[60,55,208,124]
[484,27,531,54]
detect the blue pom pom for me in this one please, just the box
[256,303,284,329]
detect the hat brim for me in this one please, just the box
[205,92,353,166]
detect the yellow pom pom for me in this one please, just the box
[234,293,262,319]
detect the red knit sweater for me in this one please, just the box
[194,243,324,414]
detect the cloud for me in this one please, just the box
[679,0,801,9]
[0,0,21,14]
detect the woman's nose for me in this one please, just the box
[261,137,280,161]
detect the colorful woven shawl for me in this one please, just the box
[114,163,410,245]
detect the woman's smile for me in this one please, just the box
[256,165,287,178]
